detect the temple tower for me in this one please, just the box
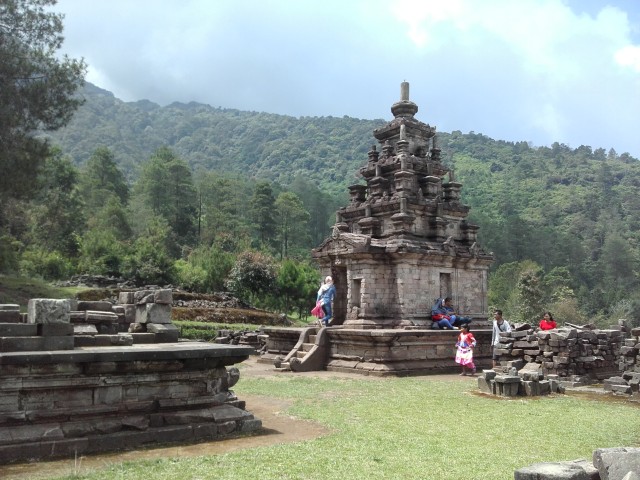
[312,82,494,328]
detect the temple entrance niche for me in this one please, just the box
[312,82,494,329]
[331,265,347,325]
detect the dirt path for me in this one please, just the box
[0,356,473,480]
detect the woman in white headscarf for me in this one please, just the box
[316,276,336,327]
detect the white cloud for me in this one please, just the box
[615,45,640,72]
[52,0,640,158]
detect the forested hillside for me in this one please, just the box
[4,82,640,325]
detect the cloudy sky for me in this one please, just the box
[53,0,640,158]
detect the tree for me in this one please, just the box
[28,147,84,257]
[274,192,310,259]
[79,146,129,213]
[134,147,197,247]
[249,181,276,248]
[0,0,86,205]
[226,251,276,305]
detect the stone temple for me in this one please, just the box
[262,83,495,375]
[312,81,494,328]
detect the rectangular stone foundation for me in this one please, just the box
[325,328,493,376]
[0,342,261,464]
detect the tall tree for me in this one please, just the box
[28,147,84,256]
[134,147,197,247]
[0,0,86,206]
[79,146,129,213]
[249,181,276,247]
[274,192,310,259]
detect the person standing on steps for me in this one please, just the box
[491,310,511,368]
[317,276,336,327]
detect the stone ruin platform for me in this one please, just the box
[0,295,262,465]
[0,341,260,464]
[261,326,494,375]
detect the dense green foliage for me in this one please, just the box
[4,75,640,323]
[0,0,85,205]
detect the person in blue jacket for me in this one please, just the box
[443,297,472,328]
[317,276,336,327]
[431,298,455,329]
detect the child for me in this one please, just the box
[455,324,477,376]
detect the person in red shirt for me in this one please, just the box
[539,312,557,330]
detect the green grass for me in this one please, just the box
[49,375,640,480]
[0,275,86,310]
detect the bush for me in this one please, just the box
[19,248,74,280]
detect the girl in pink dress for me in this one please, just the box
[455,324,477,376]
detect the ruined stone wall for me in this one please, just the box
[494,326,623,379]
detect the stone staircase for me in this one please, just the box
[275,325,329,372]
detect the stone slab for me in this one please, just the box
[0,342,254,366]
[27,299,70,324]
[76,301,113,312]
[0,323,38,337]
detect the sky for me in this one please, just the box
[52,0,640,158]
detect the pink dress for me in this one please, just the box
[455,332,476,368]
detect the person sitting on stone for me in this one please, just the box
[430,298,455,329]
[442,297,472,328]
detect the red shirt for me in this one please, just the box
[539,319,557,330]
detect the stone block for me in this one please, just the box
[0,304,20,311]
[137,303,171,324]
[123,304,136,323]
[0,323,37,336]
[27,299,70,324]
[514,459,598,480]
[74,335,96,347]
[0,310,21,323]
[593,447,640,480]
[118,291,135,304]
[38,323,74,336]
[76,301,113,312]
[154,289,173,304]
[42,336,75,350]
[74,324,98,335]
[85,310,118,323]
[477,376,492,393]
[522,380,540,396]
[134,290,154,304]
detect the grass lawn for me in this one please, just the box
[49,374,640,480]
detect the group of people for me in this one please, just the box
[311,279,559,375]
[314,275,336,327]
[463,309,558,375]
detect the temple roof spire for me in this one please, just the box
[391,81,418,118]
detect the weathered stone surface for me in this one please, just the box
[38,323,74,336]
[0,324,37,337]
[0,305,19,311]
[154,289,173,304]
[514,460,598,480]
[0,342,259,464]
[118,292,135,304]
[136,303,171,324]
[74,324,99,335]
[593,447,640,480]
[0,310,21,323]
[76,301,113,312]
[27,299,70,324]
